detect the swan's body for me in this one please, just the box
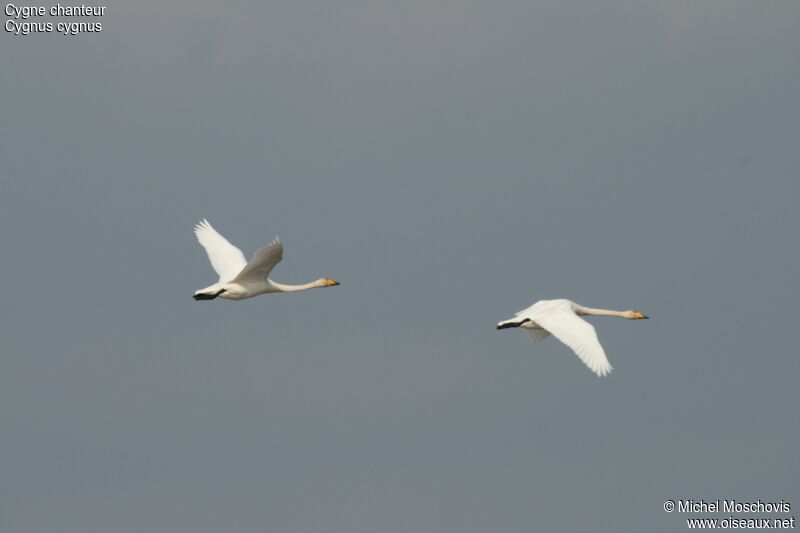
[496,299,648,377]
[193,219,339,301]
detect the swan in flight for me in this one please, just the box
[496,299,648,377]
[193,219,339,301]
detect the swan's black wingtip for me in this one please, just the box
[193,288,226,301]
[496,318,530,330]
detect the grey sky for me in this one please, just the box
[2,1,798,531]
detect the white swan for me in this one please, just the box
[193,219,339,301]
[496,299,648,377]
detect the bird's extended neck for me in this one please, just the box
[573,305,629,318]
[268,279,324,292]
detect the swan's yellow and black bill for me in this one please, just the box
[634,311,649,319]
[325,279,340,286]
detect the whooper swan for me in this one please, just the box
[193,219,339,301]
[496,299,648,377]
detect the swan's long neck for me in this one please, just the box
[268,279,322,292]
[573,305,628,318]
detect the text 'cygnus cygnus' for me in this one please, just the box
[193,219,339,301]
[497,299,648,377]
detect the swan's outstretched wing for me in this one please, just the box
[232,237,283,283]
[525,303,613,377]
[194,219,248,282]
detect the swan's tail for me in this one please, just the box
[496,317,531,330]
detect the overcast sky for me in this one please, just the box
[2,1,798,531]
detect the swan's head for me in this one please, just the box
[627,310,648,320]
[319,278,340,287]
